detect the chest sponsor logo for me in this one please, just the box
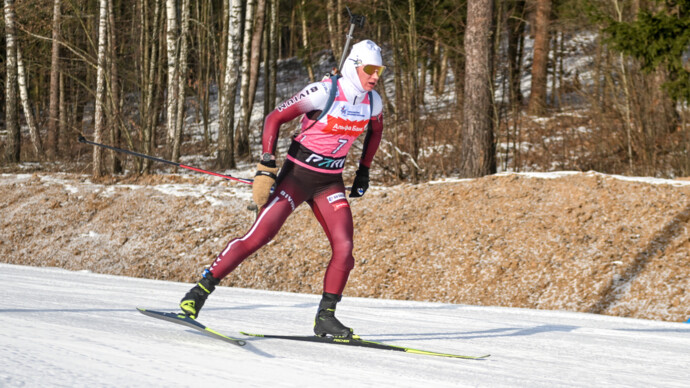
[323,116,368,136]
[340,106,366,118]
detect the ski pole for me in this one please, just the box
[337,7,366,72]
[78,136,253,185]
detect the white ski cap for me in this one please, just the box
[342,40,383,94]
[346,40,383,68]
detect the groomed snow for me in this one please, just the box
[1,263,689,387]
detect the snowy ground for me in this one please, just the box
[2,263,689,387]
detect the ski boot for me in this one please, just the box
[313,292,354,338]
[179,270,220,319]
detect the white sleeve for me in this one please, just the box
[301,81,331,112]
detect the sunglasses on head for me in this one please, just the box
[362,64,386,77]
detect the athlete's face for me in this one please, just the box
[356,65,383,92]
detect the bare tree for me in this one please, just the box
[461,0,495,177]
[3,0,20,164]
[218,0,242,168]
[171,0,191,163]
[405,0,421,181]
[16,47,43,158]
[235,0,256,157]
[140,0,164,173]
[299,0,314,82]
[326,0,341,65]
[93,0,109,178]
[47,0,62,159]
[165,0,179,146]
[192,0,215,147]
[527,0,551,116]
[107,0,122,173]
[240,0,266,147]
[264,0,278,117]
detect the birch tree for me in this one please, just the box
[165,0,179,146]
[16,47,43,158]
[218,0,242,168]
[240,0,266,144]
[461,0,495,177]
[3,0,20,163]
[93,0,109,178]
[235,0,255,157]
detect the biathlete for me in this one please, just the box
[179,40,386,338]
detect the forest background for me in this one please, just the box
[2,1,690,324]
[1,0,690,180]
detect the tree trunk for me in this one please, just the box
[461,0,495,177]
[507,0,526,107]
[527,0,551,116]
[172,0,191,164]
[235,0,255,157]
[107,0,122,173]
[300,0,314,82]
[241,0,266,148]
[385,0,404,179]
[93,0,109,178]
[218,0,242,169]
[47,0,61,159]
[59,71,66,155]
[141,0,163,173]
[165,0,179,146]
[406,0,420,181]
[326,0,341,66]
[17,46,44,159]
[3,0,20,164]
[264,0,279,118]
[193,0,212,148]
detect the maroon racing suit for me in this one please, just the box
[207,76,383,295]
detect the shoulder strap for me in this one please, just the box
[367,91,374,131]
[315,74,341,122]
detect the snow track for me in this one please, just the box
[1,263,688,387]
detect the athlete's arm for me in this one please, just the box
[262,83,329,154]
[359,115,383,167]
[359,92,384,167]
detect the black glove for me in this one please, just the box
[349,165,370,198]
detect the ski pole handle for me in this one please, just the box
[78,136,253,185]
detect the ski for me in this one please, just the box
[240,332,489,359]
[137,308,246,347]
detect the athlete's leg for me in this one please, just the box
[209,171,307,280]
[180,162,308,318]
[309,187,354,295]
